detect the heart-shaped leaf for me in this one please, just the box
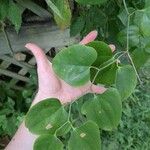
[87,41,117,85]
[141,13,150,37]
[52,44,97,86]
[118,25,140,48]
[81,88,122,131]
[34,134,63,150]
[87,41,112,66]
[68,121,101,150]
[93,63,118,85]
[25,99,68,135]
[132,48,150,69]
[115,65,137,100]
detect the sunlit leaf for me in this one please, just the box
[46,0,63,19]
[7,1,25,33]
[48,0,72,29]
[52,44,97,86]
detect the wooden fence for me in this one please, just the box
[0,23,78,90]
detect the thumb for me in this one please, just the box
[25,43,60,92]
[25,43,50,68]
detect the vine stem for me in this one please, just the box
[123,0,142,84]
[68,102,72,121]
[127,53,143,84]
[1,22,14,56]
[67,102,75,130]
[54,102,75,136]
[91,52,126,84]
[123,0,129,15]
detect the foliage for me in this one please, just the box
[102,64,150,149]
[0,0,71,32]
[0,71,37,148]
[0,0,150,150]
[25,37,138,149]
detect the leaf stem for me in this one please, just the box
[90,66,99,71]
[123,0,142,84]
[54,121,69,136]
[2,23,14,56]
[127,52,142,84]
[92,52,126,84]
[68,102,72,121]
[123,0,129,15]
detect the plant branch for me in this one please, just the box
[91,52,126,84]
[123,0,142,84]
[127,52,143,84]
[123,0,129,15]
[2,24,14,56]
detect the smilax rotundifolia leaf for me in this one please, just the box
[34,134,64,150]
[25,98,68,135]
[68,121,101,150]
[52,44,97,86]
[81,88,122,131]
[115,65,137,100]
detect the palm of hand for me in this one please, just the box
[25,31,114,105]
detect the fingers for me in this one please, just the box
[25,43,61,92]
[109,44,116,52]
[79,31,116,53]
[90,84,107,94]
[80,30,98,45]
[25,43,52,68]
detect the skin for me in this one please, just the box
[5,31,115,150]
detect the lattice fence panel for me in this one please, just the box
[0,48,56,90]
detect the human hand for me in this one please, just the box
[25,31,115,105]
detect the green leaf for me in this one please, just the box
[16,0,50,18]
[68,121,101,150]
[87,41,116,85]
[115,65,137,100]
[131,48,150,69]
[0,0,9,21]
[48,0,72,29]
[7,1,24,33]
[145,0,150,7]
[70,16,85,36]
[55,121,72,136]
[87,41,112,66]
[92,63,118,85]
[140,13,150,37]
[118,8,135,26]
[46,0,63,19]
[81,88,122,131]
[134,7,150,37]
[118,25,140,48]
[52,44,97,86]
[25,99,68,135]
[75,0,107,5]
[34,134,63,150]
